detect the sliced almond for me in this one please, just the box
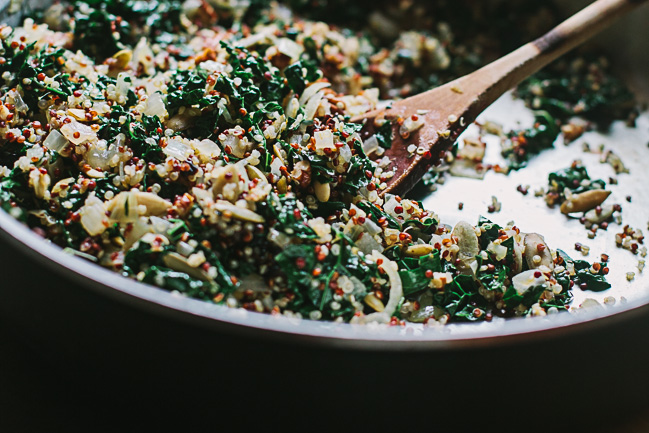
[364,293,385,312]
[111,49,133,70]
[452,221,479,260]
[51,177,75,197]
[524,233,554,271]
[314,180,330,202]
[82,166,105,178]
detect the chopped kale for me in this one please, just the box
[501,110,560,170]
[433,274,486,321]
[142,266,219,301]
[517,56,635,129]
[547,162,606,205]
[375,121,393,149]
[399,251,442,296]
[557,250,611,292]
[260,193,317,240]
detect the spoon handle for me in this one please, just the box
[452,0,648,116]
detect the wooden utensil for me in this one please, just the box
[353,0,648,196]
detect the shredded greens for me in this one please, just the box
[0,0,620,326]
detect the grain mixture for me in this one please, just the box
[0,0,621,324]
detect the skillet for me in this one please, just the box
[0,0,648,430]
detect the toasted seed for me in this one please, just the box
[276,176,287,194]
[524,233,554,271]
[404,244,435,257]
[364,293,385,312]
[111,49,132,70]
[560,189,611,214]
[314,180,330,202]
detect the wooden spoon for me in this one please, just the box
[353,0,648,196]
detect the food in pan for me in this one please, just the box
[0,0,635,324]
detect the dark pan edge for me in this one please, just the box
[1,207,648,351]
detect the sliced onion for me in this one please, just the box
[362,219,382,236]
[131,38,154,74]
[79,193,109,236]
[360,252,403,324]
[267,228,291,248]
[150,216,172,234]
[191,138,221,162]
[299,81,330,105]
[338,143,352,162]
[43,129,68,153]
[276,37,303,61]
[142,92,167,118]
[285,97,300,118]
[512,270,547,295]
[132,190,172,216]
[270,156,283,177]
[362,134,379,156]
[303,91,324,120]
[60,119,95,145]
[313,129,334,151]
[106,190,139,223]
[13,92,29,113]
[356,232,384,254]
[116,72,131,99]
[487,241,508,261]
[86,141,112,170]
[163,138,193,161]
[382,196,404,221]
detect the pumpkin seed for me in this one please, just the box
[560,189,610,214]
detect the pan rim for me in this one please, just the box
[1,207,647,351]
